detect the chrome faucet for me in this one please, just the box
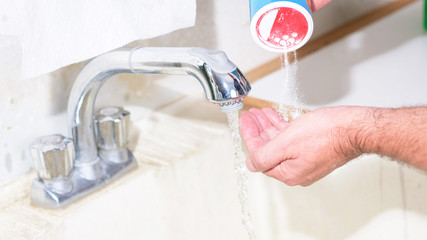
[30,47,251,208]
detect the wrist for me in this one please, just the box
[347,106,382,155]
[327,106,373,160]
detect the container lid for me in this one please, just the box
[251,2,313,52]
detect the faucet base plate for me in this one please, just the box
[31,149,137,209]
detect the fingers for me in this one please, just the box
[262,156,350,186]
[239,111,266,154]
[310,0,333,11]
[241,108,291,173]
[249,108,280,141]
[263,164,315,187]
[240,108,285,153]
[246,133,290,172]
[248,108,273,130]
[263,160,315,186]
[263,161,296,186]
[261,108,288,130]
[246,156,256,172]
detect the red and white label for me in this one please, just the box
[255,7,309,50]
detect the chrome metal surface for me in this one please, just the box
[30,134,74,181]
[68,47,251,164]
[31,150,136,209]
[94,107,130,150]
[94,106,130,164]
[30,47,250,209]
[219,99,244,113]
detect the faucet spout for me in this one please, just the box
[29,47,250,208]
[68,47,251,165]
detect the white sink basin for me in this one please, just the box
[0,99,248,240]
[2,99,427,240]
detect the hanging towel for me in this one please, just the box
[2,0,196,79]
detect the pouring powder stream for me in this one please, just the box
[276,51,304,121]
[226,111,256,240]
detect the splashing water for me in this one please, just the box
[275,51,305,121]
[226,111,256,240]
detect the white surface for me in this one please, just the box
[1,3,425,239]
[0,0,398,185]
[251,1,427,109]
[3,1,426,238]
[4,0,196,79]
[1,2,427,236]
[248,1,427,239]
[0,107,246,240]
[2,99,427,240]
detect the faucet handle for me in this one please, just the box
[30,134,75,181]
[94,106,130,150]
[94,107,130,164]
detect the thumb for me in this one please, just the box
[246,134,291,172]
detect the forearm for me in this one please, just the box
[353,106,427,170]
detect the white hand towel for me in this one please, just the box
[13,0,196,79]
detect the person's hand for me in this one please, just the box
[239,107,364,186]
[310,0,333,11]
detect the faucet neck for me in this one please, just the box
[68,47,250,164]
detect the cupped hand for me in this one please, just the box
[239,107,363,186]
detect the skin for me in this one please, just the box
[239,106,427,186]
[239,0,427,186]
[310,0,333,11]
